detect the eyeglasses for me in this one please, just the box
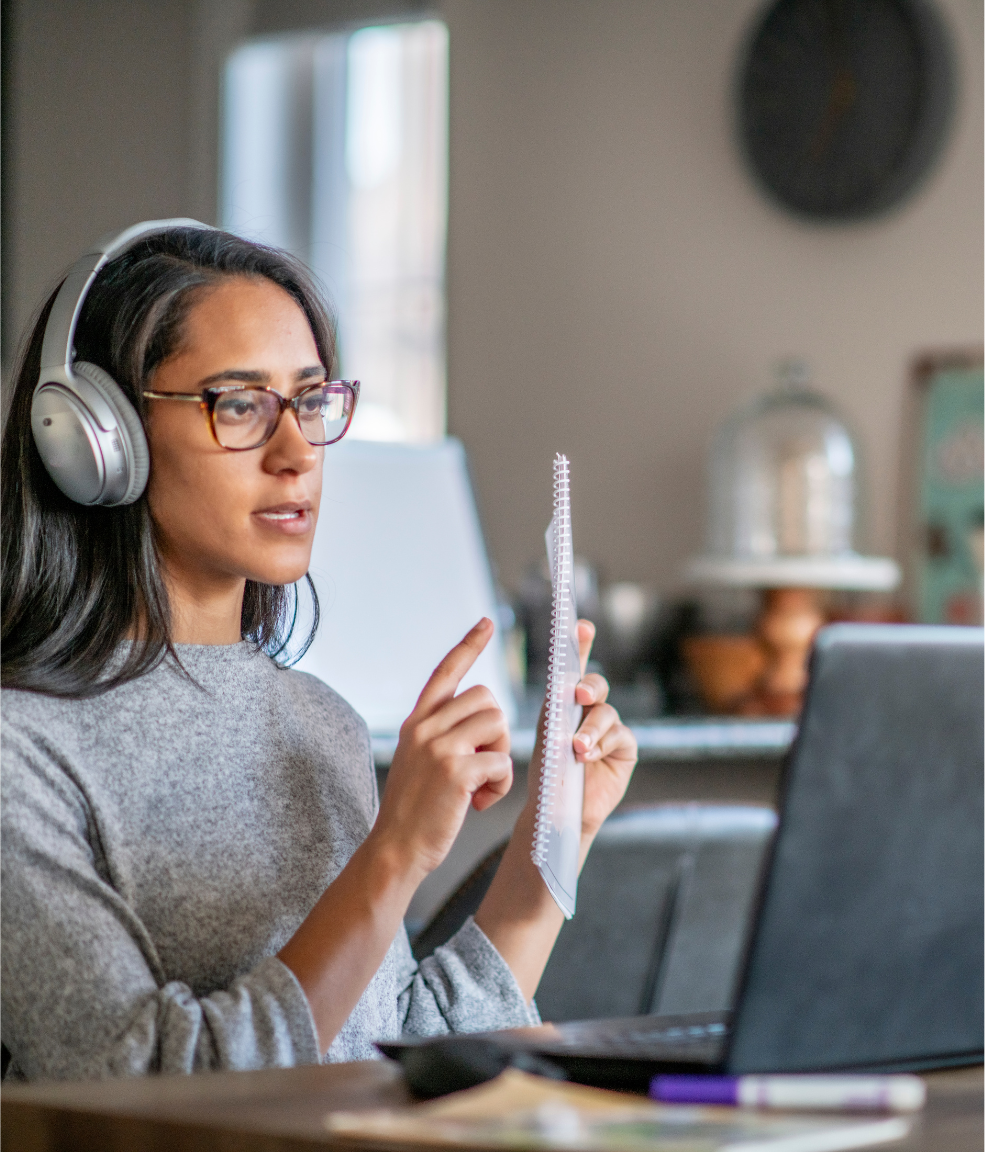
[142,379,360,451]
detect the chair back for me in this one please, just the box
[534,804,777,1022]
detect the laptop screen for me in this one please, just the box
[726,624,984,1072]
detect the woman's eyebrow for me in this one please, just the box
[195,366,326,388]
[196,369,270,387]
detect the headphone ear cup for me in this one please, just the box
[71,362,150,504]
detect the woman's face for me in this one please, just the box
[145,276,325,596]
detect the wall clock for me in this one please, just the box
[738,0,955,220]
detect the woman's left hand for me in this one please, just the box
[570,619,638,849]
[474,618,638,999]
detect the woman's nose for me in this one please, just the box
[261,407,320,474]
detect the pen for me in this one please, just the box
[649,1073,926,1112]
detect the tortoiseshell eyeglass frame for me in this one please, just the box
[142,379,360,451]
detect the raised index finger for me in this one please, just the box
[412,618,494,718]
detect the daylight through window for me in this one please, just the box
[223,21,449,442]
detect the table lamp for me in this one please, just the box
[685,363,900,716]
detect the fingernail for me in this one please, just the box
[574,732,593,751]
[579,682,596,702]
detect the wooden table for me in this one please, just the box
[2,1059,981,1152]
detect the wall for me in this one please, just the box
[5,0,982,595]
[5,0,191,350]
[440,0,983,592]
[3,0,256,361]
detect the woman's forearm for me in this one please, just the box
[277,832,423,1055]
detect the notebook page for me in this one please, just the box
[531,454,584,918]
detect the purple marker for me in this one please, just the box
[650,1073,926,1112]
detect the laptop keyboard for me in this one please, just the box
[543,1016,729,1055]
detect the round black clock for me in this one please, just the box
[738,0,956,220]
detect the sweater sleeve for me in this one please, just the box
[1,730,321,1081]
[394,918,541,1037]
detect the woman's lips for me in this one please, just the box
[252,505,312,535]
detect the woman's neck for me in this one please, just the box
[162,560,247,645]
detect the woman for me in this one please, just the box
[1,225,638,1081]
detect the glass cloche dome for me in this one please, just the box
[687,363,899,591]
[709,367,858,559]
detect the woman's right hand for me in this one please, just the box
[278,617,512,1053]
[368,618,514,881]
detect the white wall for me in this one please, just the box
[6,0,982,595]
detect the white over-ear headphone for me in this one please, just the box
[31,218,215,506]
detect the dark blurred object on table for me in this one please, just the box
[591,581,663,720]
[653,589,760,715]
[515,555,599,686]
[514,560,665,721]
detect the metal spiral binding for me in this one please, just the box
[532,454,571,867]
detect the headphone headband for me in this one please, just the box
[39,218,212,386]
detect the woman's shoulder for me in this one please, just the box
[1,686,104,775]
[1,685,85,742]
[274,665,373,755]
[0,688,93,816]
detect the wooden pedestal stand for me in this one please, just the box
[685,554,901,719]
[740,588,825,717]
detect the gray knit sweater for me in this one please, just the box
[1,643,538,1082]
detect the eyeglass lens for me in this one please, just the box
[212,385,353,450]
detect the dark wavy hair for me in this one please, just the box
[1,227,333,697]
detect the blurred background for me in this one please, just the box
[2,0,982,721]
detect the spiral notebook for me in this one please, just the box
[531,454,584,919]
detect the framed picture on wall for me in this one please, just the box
[901,351,984,625]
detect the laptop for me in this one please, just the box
[382,624,984,1090]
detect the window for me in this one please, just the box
[222,21,449,443]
